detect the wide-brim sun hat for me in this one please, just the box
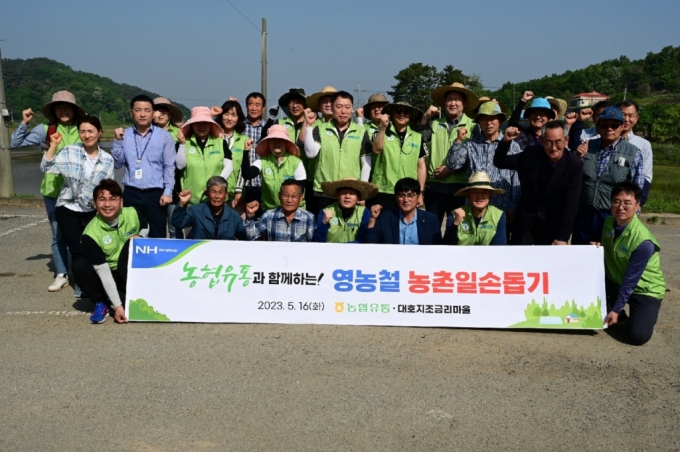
[180,107,223,138]
[153,97,183,124]
[430,82,480,115]
[41,90,85,122]
[454,171,505,197]
[306,86,337,112]
[546,97,567,119]
[321,177,379,201]
[381,95,422,117]
[478,96,509,115]
[278,88,307,110]
[255,124,300,158]
[524,98,556,120]
[474,101,507,123]
[362,93,389,116]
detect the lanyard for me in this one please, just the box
[134,127,153,165]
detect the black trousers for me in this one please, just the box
[314,195,335,213]
[123,186,166,238]
[424,185,465,225]
[606,278,662,346]
[72,241,130,303]
[55,206,96,261]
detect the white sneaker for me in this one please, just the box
[48,275,69,292]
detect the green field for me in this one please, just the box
[645,165,680,214]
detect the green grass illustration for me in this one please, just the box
[510,297,604,329]
[129,298,170,322]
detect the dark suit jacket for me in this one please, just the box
[365,208,443,245]
[494,141,583,244]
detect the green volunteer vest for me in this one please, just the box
[581,140,639,211]
[279,116,315,180]
[602,215,665,299]
[167,125,180,143]
[364,121,380,141]
[225,132,247,200]
[41,124,81,198]
[278,116,303,142]
[325,202,366,243]
[313,121,365,192]
[82,207,140,271]
[260,153,303,211]
[371,124,421,194]
[456,204,503,246]
[181,135,225,205]
[426,114,475,184]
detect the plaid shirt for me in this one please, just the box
[40,145,115,210]
[243,207,316,242]
[597,138,645,189]
[446,135,522,212]
[242,118,267,188]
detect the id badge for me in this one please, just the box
[134,168,143,180]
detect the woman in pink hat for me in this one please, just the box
[175,107,256,206]
[10,90,85,294]
[242,124,306,212]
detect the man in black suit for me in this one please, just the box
[365,178,442,245]
[494,121,583,245]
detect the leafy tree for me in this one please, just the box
[388,63,485,112]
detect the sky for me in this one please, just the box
[2,0,679,110]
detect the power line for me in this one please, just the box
[223,0,261,32]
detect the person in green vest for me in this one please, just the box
[72,179,145,324]
[306,86,337,123]
[443,172,507,245]
[240,124,306,212]
[152,97,184,238]
[371,96,428,211]
[176,107,251,206]
[355,93,389,140]
[303,91,373,214]
[314,177,378,243]
[572,106,645,245]
[10,90,85,293]
[415,82,479,225]
[598,181,665,345]
[212,99,251,207]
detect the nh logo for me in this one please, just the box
[136,245,159,254]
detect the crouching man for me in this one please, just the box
[72,179,145,324]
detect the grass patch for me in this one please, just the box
[645,165,680,214]
[10,193,36,199]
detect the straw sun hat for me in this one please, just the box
[320,177,378,201]
[454,172,505,197]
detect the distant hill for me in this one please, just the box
[2,57,190,125]
[489,45,680,107]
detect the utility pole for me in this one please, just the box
[354,84,368,109]
[261,18,268,120]
[623,85,627,101]
[0,45,15,197]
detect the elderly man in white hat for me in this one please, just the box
[444,172,507,246]
[313,177,378,243]
[444,101,521,228]
[414,82,479,225]
[11,90,86,294]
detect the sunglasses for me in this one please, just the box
[393,107,411,115]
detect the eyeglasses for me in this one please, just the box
[396,192,418,200]
[97,196,120,203]
[543,140,565,148]
[612,200,636,208]
[393,108,411,115]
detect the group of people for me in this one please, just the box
[10,85,665,345]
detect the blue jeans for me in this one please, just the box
[44,196,68,275]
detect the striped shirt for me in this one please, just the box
[243,118,267,188]
[40,145,115,211]
[243,207,316,242]
[446,135,522,212]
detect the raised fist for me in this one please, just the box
[322,208,334,225]
[457,127,468,142]
[379,114,390,129]
[22,108,34,125]
[355,107,364,118]
[504,127,520,142]
[370,204,382,219]
[245,138,253,151]
[246,200,260,217]
[564,112,578,126]
[114,127,125,141]
[304,108,317,127]
[579,108,593,122]
[49,132,63,147]
[521,91,534,102]
[211,106,223,117]
[452,207,466,226]
[425,105,440,119]
[178,189,192,206]
[177,129,186,145]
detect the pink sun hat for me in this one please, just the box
[255,124,300,157]
[180,107,223,138]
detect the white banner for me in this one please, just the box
[125,239,607,329]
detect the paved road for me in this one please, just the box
[0,205,678,451]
